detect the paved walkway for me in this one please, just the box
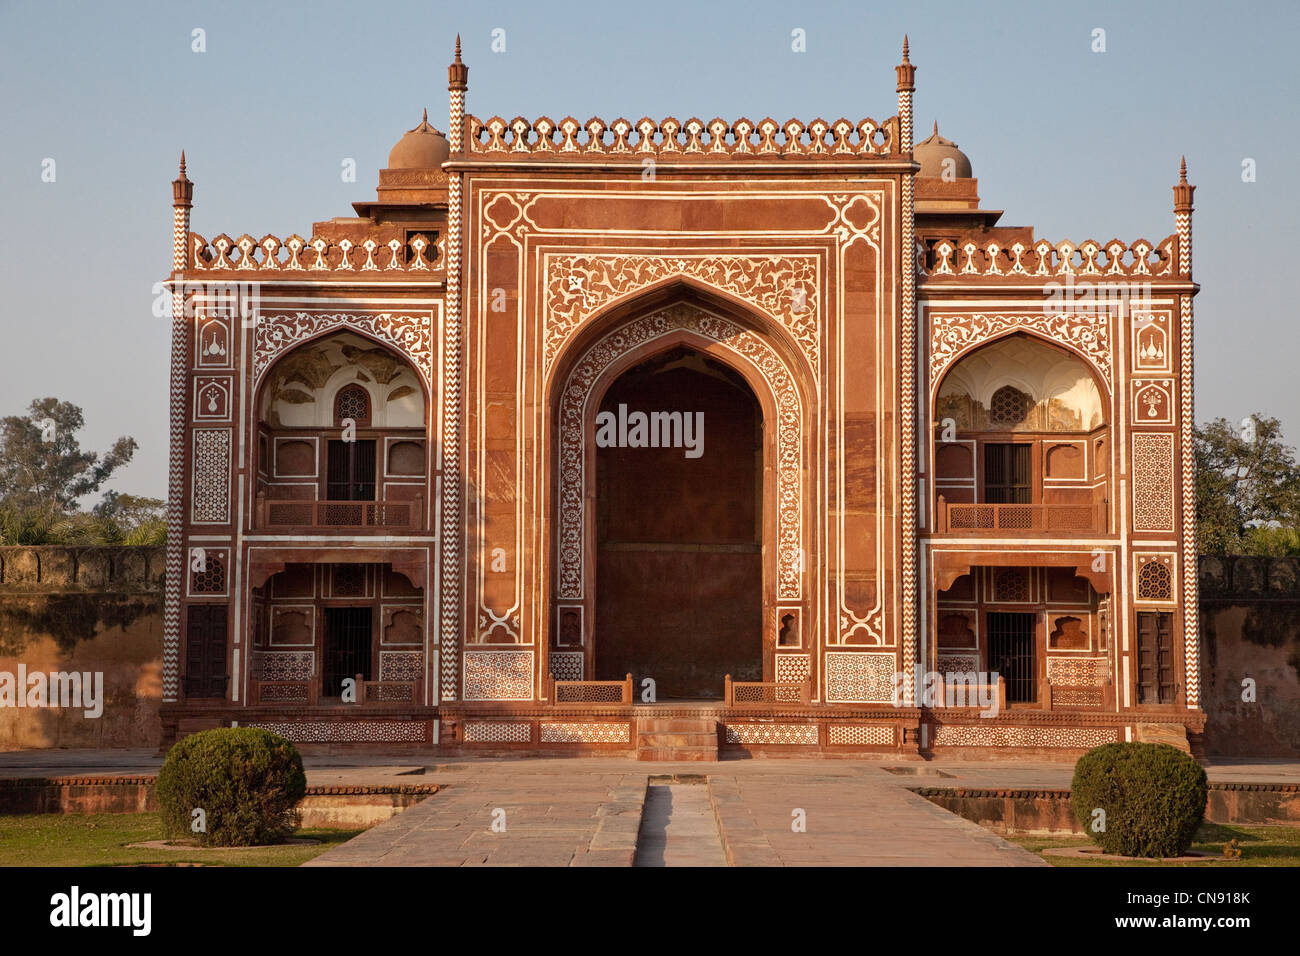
[300,761,1045,867]
[708,770,1043,866]
[304,769,646,866]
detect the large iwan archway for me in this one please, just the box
[594,344,763,697]
[548,298,809,699]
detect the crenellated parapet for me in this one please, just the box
[465,115,901,159]
[918,235,1183,280]
[186,230,443,274]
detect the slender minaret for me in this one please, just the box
[1173,157,1199,709]
[441,37,468,702]
[896,37,919,707]
[163,154,193,704]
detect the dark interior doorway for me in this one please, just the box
[594,346,762,698]
[984,443,1031,503]
[322,606,373,699]
[987,611,1037,703]
[327,439,376,501]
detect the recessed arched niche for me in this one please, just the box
[259,331,425,429]
[936,333,1105,433]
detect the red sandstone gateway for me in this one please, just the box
[158,37,1203,758]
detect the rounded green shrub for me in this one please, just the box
[1070,741,1207,858]
[156,728,307,847]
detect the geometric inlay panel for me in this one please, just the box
[724,723,819,745]
[932,725,1119,748]
[1135,554,1175,602]
[824,651,896,703]
[464,721,532,743]
[937,655,979,675]
[252,651,314,681]
[775,654,811,684]
[539,722,630,743]
[827,724,895,746]
[191,428,232,523]
[1051,686,1104,707]
[463,651,533,700]
[244,720,429,742]
[1046,657,1108,686]
[548,651,584,682]
[1132,432,1175,532]
[379,651,424,682]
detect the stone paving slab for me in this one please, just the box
[708,768,1047,867]
[305,770,649,867]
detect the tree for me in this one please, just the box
[94,491,167,545]
[0,398,137,513]
[1195,414,1300,554]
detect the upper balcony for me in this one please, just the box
[936,498,1108,536]
[930,333,1113,540]
[253,329,431,535]
[257,496,425,532]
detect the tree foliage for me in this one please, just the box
[0,398,137,512]
[0,398,162,545]
[1195,414,1300,555]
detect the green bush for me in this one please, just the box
[156,728,307,847]
[1070,742,1207,857]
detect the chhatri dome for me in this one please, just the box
[387,109,450,169]
[913,122,972,179]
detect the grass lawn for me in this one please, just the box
[1007,823,1300,867]
[0,813,364,867]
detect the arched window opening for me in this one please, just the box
[989,385,1032,427]
[334,384,371,427]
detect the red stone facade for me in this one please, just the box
[158,39,1204,757]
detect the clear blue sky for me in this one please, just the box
[1,0,1296,502]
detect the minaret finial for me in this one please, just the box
[172,149,193,206]
[422,107,428,124]
[933,121,938,136]
[1173,155,1195,214]
[449,33,469,89]
[896,34,916,92]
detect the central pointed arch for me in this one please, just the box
[543,294,813,693]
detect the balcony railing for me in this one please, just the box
[724,675,812,705]
[257,494,423,530]
[251,677,422,706]
[936,497,1106,535]
[544,673,633,704]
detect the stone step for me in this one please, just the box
[636,732,719,748]
[1135,722,1192,753]
[636,747,717,762]
[636,718,722,733]
[635,718,719,760]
